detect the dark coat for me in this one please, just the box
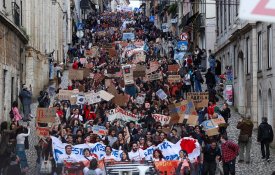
[257,122,274,143]
[205,71,216,86]
[237,119,254,137]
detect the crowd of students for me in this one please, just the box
[0,8,267,175]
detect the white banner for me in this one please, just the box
[52,136,200,163]
[152,114,171,126]
[106,107,139,123]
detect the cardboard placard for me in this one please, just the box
[36,127,50,138]
[146,61,160,74]
[122,65,134,85]
[58,90,73,100]
[112,93,129,107]
[85,92,102,104]
[146,72,163,81]
[107,107,139,122]
[168,75,182,84]
[154,161,179,175]
[152,114,171,126]
[187,115,199,126]
[206,128,220,136]
[69,69,84,80]
[36,108,56,123]
[168,64,180,72]
[98,90,114,101]
[80,58,87,64]
[168,100,197,119]
[133,64,146,77]
[187,92,209,108]
[133,53,146,64]
[212,117,226,126]
[156,89,168,100]
[92,125,107,136]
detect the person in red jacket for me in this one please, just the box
[84,104,96,121]
[72,60,79,69]
[207,101,216,119]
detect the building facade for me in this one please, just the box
[215,0,275,140]
[0,0,73,121]
[0,2,28,121]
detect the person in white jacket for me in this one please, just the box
[16,125,30,173]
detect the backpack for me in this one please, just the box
[9,109,14,119]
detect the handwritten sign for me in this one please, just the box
[187,115,199,126]
[187,92,209,108]
[168,75,181,84]
[156,89,168,100]
[107,107,139,122]
[146,72,163,81]
[36,127,50,138]
[58,90,73,100]
[154,161,179,175]
[152,114,171,126]
[168,64,179,72]
[92,125,107,136]
[36,108,56,123]
[146,61,160,74]
[85,92,101,104]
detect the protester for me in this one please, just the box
[16,124,30,173]
[11,101,22,125]
[237,115,253,164]
[201,141,221,175]
[19,84,33,121]
[257,117,274,162]
[220,135,239,175]
[6,154,22,175]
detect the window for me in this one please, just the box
[220,1,223,33]
[216,3,219,36]
[236,0,239,16]
[228,1,231,25]
[234,45,237,77]
[258,32,263,71]
[227,52,230,66]
[224,0,227,30]
[246,37,251,73]
[267,26,272,68]
[3,0,6,8]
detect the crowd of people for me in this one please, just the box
[0,8,274,175]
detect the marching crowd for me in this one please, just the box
[0,8,274,175]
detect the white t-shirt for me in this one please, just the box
[71,114,83,122]
[83,167,104,175]
[103,154,116,162]
[58,153,78,164]
[184,74,191,85]
[129,149,145,161]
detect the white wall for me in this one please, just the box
[206,0,216,18]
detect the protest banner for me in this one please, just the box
[107,107,139,123]
[36,127,50,138]
[68,69,84,80]
[51,136,200,164]
[187,92,209,108]
[187,115,199,126]
[152,114,171,126]
[168,64,179,72]
[58,90,74,100]
[98,90,114,101]
[156,89,168,100]
[154,161,179,175]
[201,119,219,136]
[36,108,56,123]
[146,72,163,81]
[92,125,107,136]
[168,100,197,124]
[85,92,101,104]
[168,75,181,84]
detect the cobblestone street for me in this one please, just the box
[25,71,275,175]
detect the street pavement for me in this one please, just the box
[25,70,275,175]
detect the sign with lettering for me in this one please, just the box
[58,90,74,100]
[107,107,139,123]
[152,114,171,126]
[36,127,50,138]
[154,161,180,175]
[156,89,168,100]
[36,108,56,123]
[187,92,209,108]
[146,72,163,81]
[92,125,107,136]
[85,92,101,104]
[146,61,160,74]
[168,75,181,84]
[168,64,180,72]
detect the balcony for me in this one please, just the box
[196,13,205,29]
